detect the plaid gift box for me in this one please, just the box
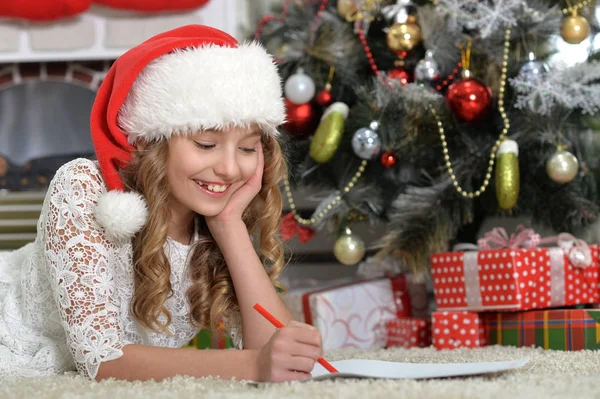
[433,309,600,351]
[483,309,600,351]
[386,318,432,348]
[431,244,599,312]
[432,311,487,350]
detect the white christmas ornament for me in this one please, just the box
[284,68,316,105]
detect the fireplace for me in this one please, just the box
[0,61,110,191]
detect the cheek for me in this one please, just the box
[166,148,197,191]
[239,156,259,181]
[165,162,185,198]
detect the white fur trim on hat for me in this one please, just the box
[95,191,148,242]
[118,41,285,142]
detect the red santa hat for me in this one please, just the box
[90,24,285,241]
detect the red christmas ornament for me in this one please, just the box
[445,78,493,122]
[316,88,333,106]
[0,0,91,21]
[94,0,209,12]
[283,98,316,135]
[381,151,397,168]
[388,67,411,85]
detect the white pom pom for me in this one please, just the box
[95,191,148,242]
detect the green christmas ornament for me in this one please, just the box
[309,102,349,163]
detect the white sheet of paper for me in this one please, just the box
[309,358,529,380]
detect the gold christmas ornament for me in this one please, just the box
[310,102,349,163]
[333,227,366,265]
[337,0,358,22]
[560,11,590,44]
[386,22,422,52]
[495,139,520,210]
[546,148,579,183]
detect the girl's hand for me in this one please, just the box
[205,144,263,230]
[255,321,324,382]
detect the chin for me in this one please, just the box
[191,205,225,218]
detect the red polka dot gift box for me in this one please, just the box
[432,311,487,350]
[386,317,432,348]
[430,227,600,312]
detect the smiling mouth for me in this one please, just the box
[194,180,230,195]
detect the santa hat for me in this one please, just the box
[90,24,285,241]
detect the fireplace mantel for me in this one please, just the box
[0,0,238,63]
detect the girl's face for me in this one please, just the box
[166,126,262,218]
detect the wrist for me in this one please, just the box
[246,348,261,382]
[209,219,247,240]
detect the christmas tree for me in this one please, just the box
[254,0,600,273]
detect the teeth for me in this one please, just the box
[204,183,227,193]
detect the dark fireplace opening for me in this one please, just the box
[0,61,110,192]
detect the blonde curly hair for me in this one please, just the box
[121,134,287,334]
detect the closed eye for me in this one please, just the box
[240,147,257,153]
[194,142,216,150]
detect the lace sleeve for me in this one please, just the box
[41,159,126,380]
[224,309,243,350]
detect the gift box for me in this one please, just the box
[433,309,600,351]
[187,318,234,349]
[386,318,432,348]
[282,276,412,350]
[432,311,487,350]
[484,309,600,351]
[431,227,599,312]
[187,330,234,349]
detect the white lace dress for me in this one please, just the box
[0,158,243,380]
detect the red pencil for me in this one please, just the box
[253,303,338,373]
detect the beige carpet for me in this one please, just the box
[1,346,599,399]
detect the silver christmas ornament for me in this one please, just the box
[546,149,579,183]
[284,67,315,105]
[415,50,440,83]
[518,52,548,84]
[352,121,382,159]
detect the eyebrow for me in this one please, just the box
[246,130,262,138]
[200,128,262,137]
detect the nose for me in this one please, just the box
[213,147,241,182]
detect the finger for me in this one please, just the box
[255,143,264,181]
[257,141,264,167]
[287,355,317,374]
[278,340,323,361]
[245,143,264,188]
[288,320,316,329]
[286,325,323,351]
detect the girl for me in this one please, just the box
[0,25,323,383]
